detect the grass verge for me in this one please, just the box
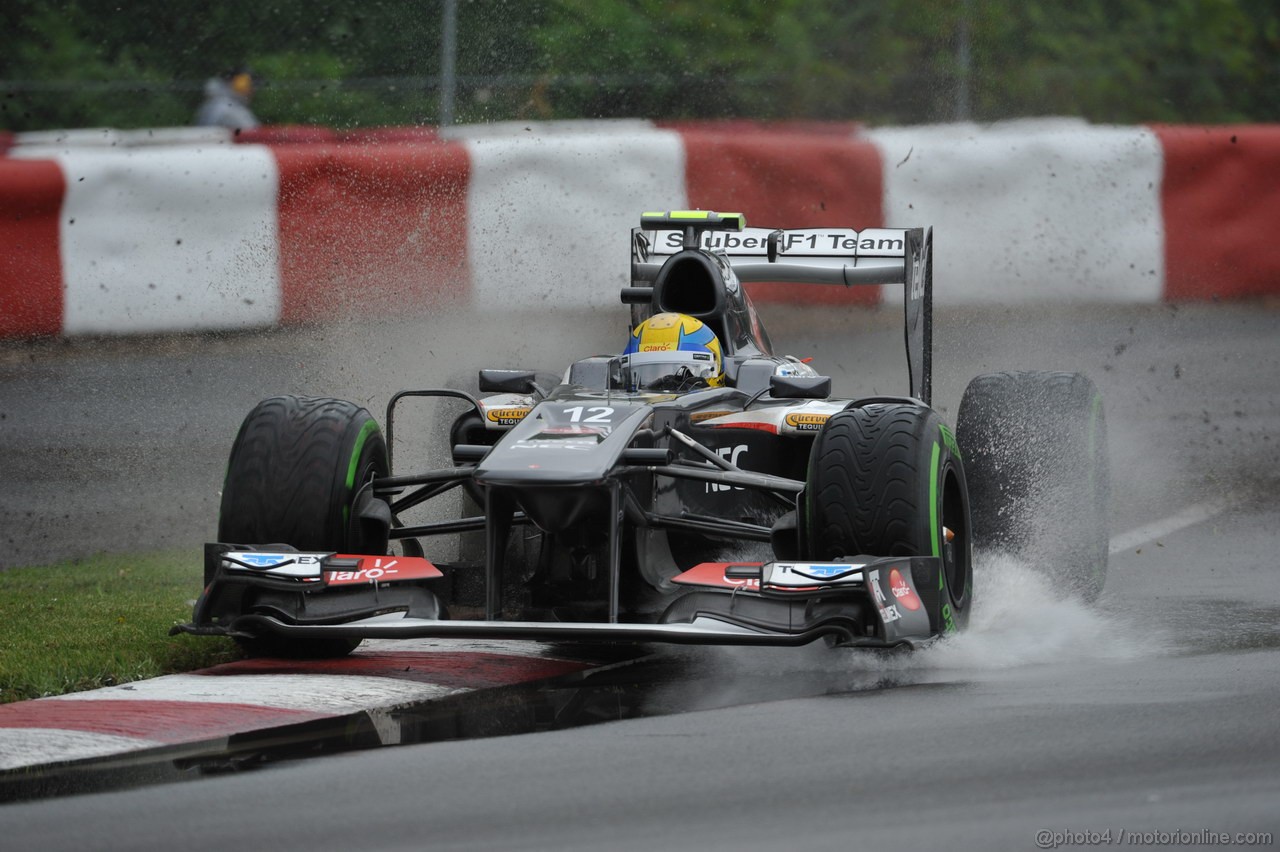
[0,552,241,704]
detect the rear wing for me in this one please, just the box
[630,212,933,405]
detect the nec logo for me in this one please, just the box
[707,445,747,492]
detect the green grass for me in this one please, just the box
[0,552,241,704]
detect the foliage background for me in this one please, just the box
[1,0,1276,131]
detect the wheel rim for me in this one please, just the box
[941,469,970,607]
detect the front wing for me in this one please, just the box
[175,548,949,649]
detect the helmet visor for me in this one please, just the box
[623,350,718,390]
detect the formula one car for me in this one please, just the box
[176,211,1109,657]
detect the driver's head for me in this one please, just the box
[227,67,254,100]
[621,312,724,391]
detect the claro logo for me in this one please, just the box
[888,567,922,611]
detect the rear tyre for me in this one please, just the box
[219,395,389,657]
[802,404,972,633]
[956,371,1109,601]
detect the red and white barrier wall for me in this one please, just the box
[2,118,1277,338]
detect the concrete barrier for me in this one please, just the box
[275,142,471,322]
[1153,124,1280,301]
[0,158,63,337]
[865,119,1165,304]
[6,146,279,335]
[1,119,1276,338]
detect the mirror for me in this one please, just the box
[478,369,537,394]
[769,375,832,399]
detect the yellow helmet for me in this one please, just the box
[622,313,724,391]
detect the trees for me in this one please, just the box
[1,0,1275,132]
[968,0,1278,123]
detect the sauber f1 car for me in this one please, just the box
[175,211,1110,657]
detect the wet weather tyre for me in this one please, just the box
[802,403,973,633]
[219,395,389,658]
[956,371,1109,601]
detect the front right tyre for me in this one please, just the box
[802,403,972,634]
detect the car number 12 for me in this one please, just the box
[563,406,614,424]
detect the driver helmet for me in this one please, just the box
[621,313,724,391]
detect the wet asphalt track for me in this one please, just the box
[1,301,1278,850]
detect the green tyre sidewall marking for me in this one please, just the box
[342,418,381,530]
[930,441,941,560]
[346,419,380,491]
[930,438,957,635]
[939,423,961,461]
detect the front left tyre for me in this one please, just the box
[218,395,390,657]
